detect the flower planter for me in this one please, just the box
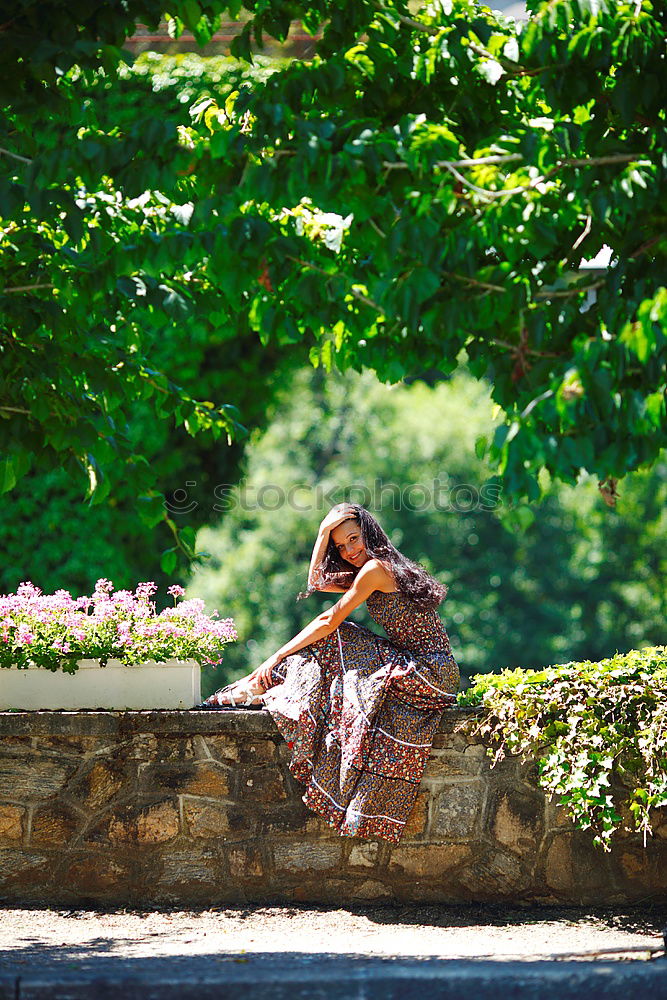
[0,659,201,711]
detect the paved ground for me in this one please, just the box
[1,903,667,998]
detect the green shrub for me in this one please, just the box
[459,645,667,851]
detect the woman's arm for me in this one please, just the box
[252,559,391,686]
[307,530,338,590]
[307,505,356,592]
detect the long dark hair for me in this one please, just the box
[299,505,448,611]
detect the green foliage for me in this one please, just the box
[1,0,666,561]
[179,0,667,502]
[0,50,300,593]
[189,363,667,696]
[460,645,667,850]
[1,10,290,570]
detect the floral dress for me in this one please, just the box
[262,589,460,843]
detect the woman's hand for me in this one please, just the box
[318,504,356,536]
[249,651,283,690]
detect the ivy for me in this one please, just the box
[459,644,667,850]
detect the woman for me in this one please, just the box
[201,503,460,843]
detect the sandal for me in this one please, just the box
[197,680,265,710]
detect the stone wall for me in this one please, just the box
[1,708,665,906]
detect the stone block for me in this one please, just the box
[259,801,313,835]
[304,813,334,836]
[432,722,482,752]
[424,745,487,779]
[67,759,128,813]
[126,735,158,760]
[616,842,667,896]
[545,796,576,831]
[182,763,232,798]
[388,843,471,878]
[33,735,104,755]
[432,781,485,838]
[238,767,287,803]
[183,799,231,839]
[237,739,279,764]
[58,852,131,895]
[31,803,81,846]
[102,799,180,845]
[228,844,264,877]
[402,790,430,839]
[620,848,645,879]
[273,841,342,872]
[457,848,528,897]
[544,832,614,897]
[0,803,25,842]
[544,832,573,892]
[141,761,231,799]
[347,841,380,868]
[153,736,197,761]
[202,734,240,764]
[490,789,544,854]
[0,752,75,801]
[516,757,542,788]
[0,848,50,896]
[351,879,392,900]
[276,742,293,763]
[151,848,227,904]
[485,754,519,782]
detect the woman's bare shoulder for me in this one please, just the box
[358,558,397,592]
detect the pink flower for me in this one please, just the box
[17,628,34,645]
[167,585,185,599]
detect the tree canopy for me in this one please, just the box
[2,0,665,566]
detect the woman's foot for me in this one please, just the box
[199,676,266,709]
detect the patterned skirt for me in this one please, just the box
[262,621,460,843]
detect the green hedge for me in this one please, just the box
[459,645,667,851]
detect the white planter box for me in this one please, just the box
[0,659,201,710]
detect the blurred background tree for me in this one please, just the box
[190,361,667,696]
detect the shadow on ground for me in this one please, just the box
[2,949,667,1000]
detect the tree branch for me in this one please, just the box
[571,215,592,255]
[286,255,384,314]
[629,234,663,258]
[442,271,506,294]
[371,2,559,77]
[2,283,54,293]
[0,146,32,165]
[534,279,605,300]
[383,153,523,171]
[371,2,439,36]
[382,152,648,202]
[367,218,387,239]
[487,337,565,359]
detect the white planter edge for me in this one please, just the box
[0,658,202,711]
